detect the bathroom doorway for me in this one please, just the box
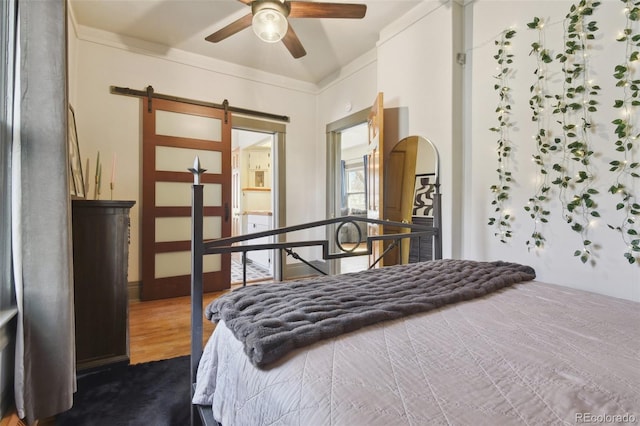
[231,128,274,283]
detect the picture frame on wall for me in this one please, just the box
[413,173,436,217]
[68,104,85,199]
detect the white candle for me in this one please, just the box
[84,157,90,195]
[94,151,101,199]
[111,153,116,184]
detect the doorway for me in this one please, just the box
[231,128,274,283]
[326,109,370,275]
[231,115,286,283]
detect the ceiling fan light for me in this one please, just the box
[252,7,288,43]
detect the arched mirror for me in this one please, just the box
[328,126,441,273]
[383,135,440,264]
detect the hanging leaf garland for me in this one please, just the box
[551,0,602,264]
[525,17,553,250]
[488,29,517,243]
[608,0,640,264]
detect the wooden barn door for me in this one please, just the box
[142,98,231,300]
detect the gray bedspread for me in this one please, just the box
[206,259,535,367]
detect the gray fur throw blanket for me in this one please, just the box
[206,259,536,368]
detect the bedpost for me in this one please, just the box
[190,157,205,426]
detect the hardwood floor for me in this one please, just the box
[129,278,273,364]
[129,291,225,364]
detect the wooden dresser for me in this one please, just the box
[71,200,135,371]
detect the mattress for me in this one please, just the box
[193,281,640,425]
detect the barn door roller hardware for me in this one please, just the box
[110,85,290,123]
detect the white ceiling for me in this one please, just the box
[69,0,423,85]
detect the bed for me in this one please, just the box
[188,181,640,426]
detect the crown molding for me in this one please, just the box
[73,24,320,95]
[379,1,451,47]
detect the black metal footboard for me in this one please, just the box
[189,165,442,426]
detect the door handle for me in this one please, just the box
[224,203,229,222]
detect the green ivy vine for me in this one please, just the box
[609,0,640,264]
[525,17,553,250]
[551,0,602,263]
[488,29,517,243]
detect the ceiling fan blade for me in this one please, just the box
[288,2,367,19]
[205,13,253,43]
[282,25,307,59]
[236,0,252,4]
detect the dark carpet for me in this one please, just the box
[57,356,190,426]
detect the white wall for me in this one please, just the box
[318,0,639,301]
[465,1,640,301]
[71,28,316,282]
[377,1,462,259]
[67,13,78,107]
[316,1,462,260]
[69,0,639,301]
[316,52,379,214]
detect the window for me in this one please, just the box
[345,162,366,213]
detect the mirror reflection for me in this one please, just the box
[383,136,439,265]
[332,129,440,272]
[335,123,370,273]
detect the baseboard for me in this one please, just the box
[284,260,328,280]
[128,281,141,302]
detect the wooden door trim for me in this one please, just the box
[367,93,384,267]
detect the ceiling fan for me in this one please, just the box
[205,0,367,59]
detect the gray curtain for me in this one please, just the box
[13,0,75,423]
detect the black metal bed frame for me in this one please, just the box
[189,174,442,426]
